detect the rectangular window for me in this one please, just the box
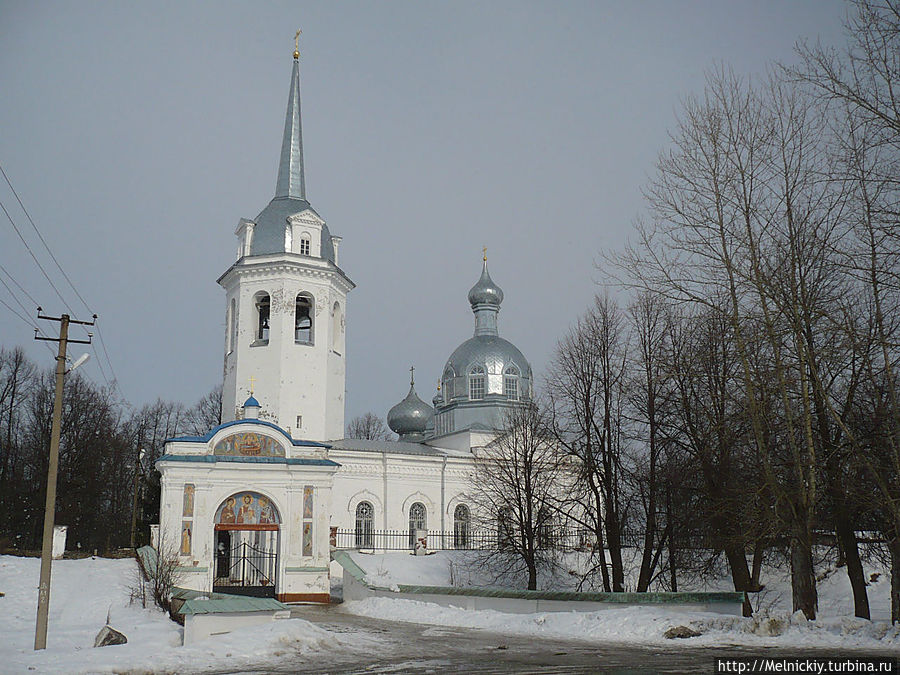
[469,376,485,400]
[300,238,310,256]
[504,376,518,400]
[296,415,302,429]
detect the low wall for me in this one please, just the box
[333,550,745,616]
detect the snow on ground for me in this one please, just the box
[0,555,362,675]
[343,550,900,650]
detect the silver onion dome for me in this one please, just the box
[387,370,434,441]
[467,260,504,307]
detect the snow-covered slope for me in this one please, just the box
[0,555,349,674]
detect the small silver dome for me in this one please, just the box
[387,374,434,441]
[467,260,504,307]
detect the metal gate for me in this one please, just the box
[213,530,277,598]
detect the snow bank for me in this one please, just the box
[343,549,900,650]
[0,555,350,674]
[344,597,900,649]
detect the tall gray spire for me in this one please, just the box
[274,54,306,200]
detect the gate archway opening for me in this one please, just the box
[213,491,281,598]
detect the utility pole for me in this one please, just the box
[33,309,95,651]
[130,446,145,548]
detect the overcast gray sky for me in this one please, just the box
[0,1,849,426]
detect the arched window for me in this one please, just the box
[408,502,426,549]
[225,299,235,354]
[442,366,455,403]
[331,302,342,353]
[537,507,553,549]
[254,293,270,344]
[498,507,514,549]
[355,501,374,548]
[454,504,470,549]
[299,234,311,256]
[295,293,314,344]
[468,365,485,400]
[504,366,519,400]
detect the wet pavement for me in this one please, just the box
[268,603,890,674]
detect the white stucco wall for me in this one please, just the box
[219,251,352,443]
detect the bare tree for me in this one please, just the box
[185,384,222,435]
[547,294,629,592]
[470,403,561,591]
[627,291,675,592]
[346,412,390,440]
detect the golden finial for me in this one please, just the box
[483,246,487,262]
[249,375,256,395]
[437,378,441,392]
[410,365,415,386]
[294,29,302,59]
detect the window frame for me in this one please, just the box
[468,365,485,401]
[294,293,314,345]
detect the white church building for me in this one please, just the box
[156,45,534,603]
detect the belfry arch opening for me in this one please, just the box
[254,292,270,344]
[295,293,314,344]
[213,491,281,598]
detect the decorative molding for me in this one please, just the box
[347,488,383,514]
[401,491,435,516]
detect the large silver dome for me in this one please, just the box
[442,335,533,402]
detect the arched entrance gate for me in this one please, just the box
[213,491,280,598]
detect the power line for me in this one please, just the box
[0,273,37,325]
[0,197,73,314]
[0,298,56,357]
[0,263,41,309]
[0,164,121,394]
[0,163,93,314]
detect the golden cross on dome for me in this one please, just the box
[483,246,487,262]
[409,365,415,386]
[249,375,256,395]
[294,29,302,59]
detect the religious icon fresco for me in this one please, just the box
[181,521,192,555]
[303,485,314,519]
[213,432,285,457]
[182,484,195,517]
[301,522,313,557]
[215,491,281,526]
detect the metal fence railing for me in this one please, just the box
[333,527,608,552]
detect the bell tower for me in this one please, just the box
[218,39,354,441]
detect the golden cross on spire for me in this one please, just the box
[249,375,256,395]
[294,29,302,59]
[483,246,487,262]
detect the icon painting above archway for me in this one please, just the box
[215,491,281,529]
[214,432,285,457]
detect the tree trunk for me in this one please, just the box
[790,531,818,620]
[751,538,765,591]
[833,502,870,619]
[889,531,900,625]
[723,542,754,617]
[605,509,625,592]
[527,561,537,591]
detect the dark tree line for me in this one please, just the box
[0,346,220,553]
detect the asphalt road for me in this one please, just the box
[273,604,893,674]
